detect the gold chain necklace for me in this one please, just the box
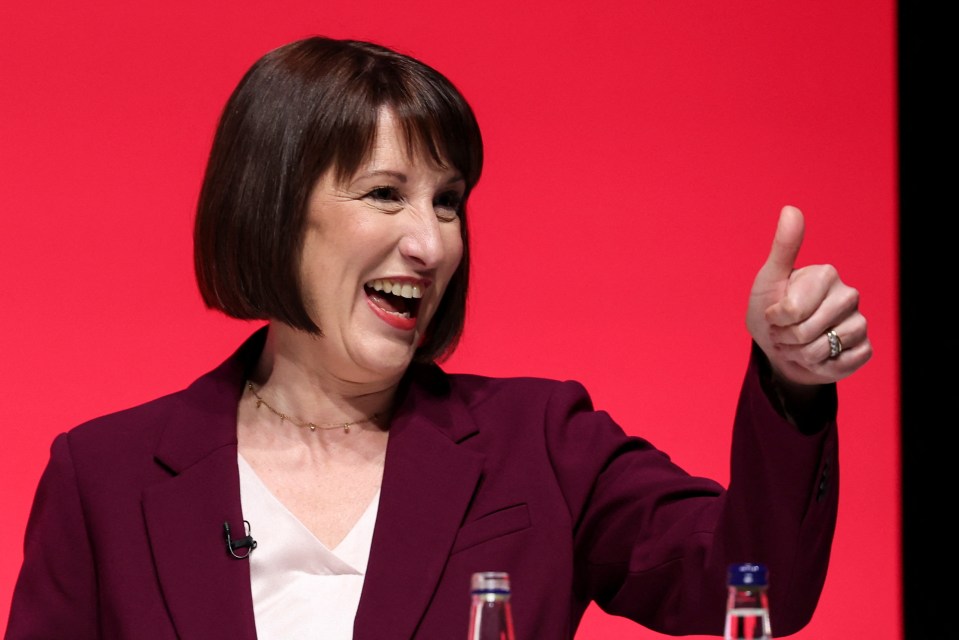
[246,381,382,433]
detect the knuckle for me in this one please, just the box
[840,286,860,310]
[799,343,822,365]
[778,296,800,319]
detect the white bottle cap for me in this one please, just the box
[471,571,511,595]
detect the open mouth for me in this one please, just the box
[364,278,424,321]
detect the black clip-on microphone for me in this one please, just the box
[224,520,257,559]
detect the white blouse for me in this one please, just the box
[238,455,380,640]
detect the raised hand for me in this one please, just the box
[746,206,872,387]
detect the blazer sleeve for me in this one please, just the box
[547,346,838,636]
[5,433,99,640]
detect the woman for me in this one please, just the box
[5,36,871,639]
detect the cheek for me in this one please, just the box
[443,227,465,276]
[425,229,463,312]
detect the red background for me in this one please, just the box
[0,2,898,638]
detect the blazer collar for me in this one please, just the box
[142,328,265,640]
[154,327,479,470]
[355,361,485,639]
[153,328,262,472]
[146,326,485,639]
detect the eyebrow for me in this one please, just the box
[356,170,465,186]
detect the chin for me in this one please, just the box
[350,338,418,381]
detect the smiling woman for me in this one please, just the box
[293,109,466,380]
[5,36,873,640]
[193,38,483,364]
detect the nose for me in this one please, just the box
[398,205,457,269]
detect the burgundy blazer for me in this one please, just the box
[6,329,838,639]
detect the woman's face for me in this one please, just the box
[296,108,465,385]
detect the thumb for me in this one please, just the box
[761,205,805,279]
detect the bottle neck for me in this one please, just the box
[724,587,771,640]
[472,592,511,603]
[469,571,515,640]
[468,595,515,640]
[729,586,768,606]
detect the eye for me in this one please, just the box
[366,186,401,202]
[434,190,464,222]
[363,186,404,212]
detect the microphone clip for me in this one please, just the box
[224,520,257,559]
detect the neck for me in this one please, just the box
[249,323,401,430]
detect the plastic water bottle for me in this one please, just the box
[468,571,516,640]
[724,563,772,640]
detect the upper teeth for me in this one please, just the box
[367,279,423,299]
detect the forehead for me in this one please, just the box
[358,108,457,176]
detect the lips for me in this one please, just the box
[364,277,426,331]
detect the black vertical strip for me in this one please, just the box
[899,4,951,638]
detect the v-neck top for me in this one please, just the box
[238,454,380,640]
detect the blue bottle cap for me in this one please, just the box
[728,563,768,587]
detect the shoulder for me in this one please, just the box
[438,369,596,416]
[53,329,262,465]
[423,367,621,447]
[32,389,192,503]
[61,387,191,457]
[447,370,587,399]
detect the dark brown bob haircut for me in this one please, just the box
[194,36,483,362]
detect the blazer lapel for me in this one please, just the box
[354,365,484,640]
[138,330,480,639]
[142,449,256,639]
[141,331,262,640]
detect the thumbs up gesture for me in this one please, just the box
[747,206,872,387]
